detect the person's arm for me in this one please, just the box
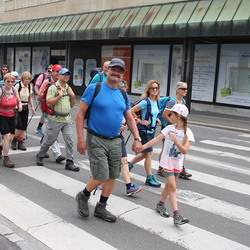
[34,84,40,96]
[67,87,76,108]
[28,92,36,115]
[75,100,89,155]
[130,104,150,127]
[140,133,165,152]
[15,91,22,112]
[46,86,63,107]
[169,132,191,154]
[162,109,172,124]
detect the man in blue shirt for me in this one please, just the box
[75,58,142,222]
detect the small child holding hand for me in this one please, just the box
[139,104,195,226]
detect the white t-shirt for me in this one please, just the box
[160,125,195,171]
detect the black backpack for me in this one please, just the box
[88,67,103,85]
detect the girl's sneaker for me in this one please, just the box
[126,184,143,196]
[156,202,170,218]
[173,212,189,226]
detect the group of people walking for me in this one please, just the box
[0,58,194,226]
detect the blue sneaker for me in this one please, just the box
[97,185,102,190]
[36,127,43,135]
[126,184,143,196]
[145,174,161,187]
[128,162,134,172]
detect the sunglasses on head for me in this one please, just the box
[179,88,188,91]
[150,87,160,90]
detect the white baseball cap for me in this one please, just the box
[11,71,19,78]
[166,104,189,117]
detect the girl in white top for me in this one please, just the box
[140,104,195,226]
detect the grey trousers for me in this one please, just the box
[38,118,74,161]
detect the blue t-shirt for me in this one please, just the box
[82,82,130,137]
[138,98,159,134]
[89,73,107,85]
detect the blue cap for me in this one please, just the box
[58,68,71,75]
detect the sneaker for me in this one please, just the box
[56,155,66,163]
[128,162,134,172]
[36,154,44,166]
[36,127,43,135]
[156,203,170,218]
[126,184,143,196]
[76,191,89,217]
[3,156,15,168]
[18,140,26,151]
[0,145,2,159]
[179,166,192,178]
[65,160,80,172]
[145,174,161,187]
[157,166,166,177]
[173,212,189,226]
[94,202,116,222]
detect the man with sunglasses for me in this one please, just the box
[158,81,192,179]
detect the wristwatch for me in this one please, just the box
[134,137,142,142]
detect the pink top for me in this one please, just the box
[0,91,17,117]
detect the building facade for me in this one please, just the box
[0,0,250,114]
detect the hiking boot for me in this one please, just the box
[145,174,161,187]
[76,191,89,217]
[36,127,43,135]
[44,153,49,158]
[36,154,44,166]
[0,145,2,159]
[179,166,192,178]
[11,138,18,150]
[65,160,80,172]
[3,156,15,168]
[128,162,134,172]
[173,212,189,226]
[94,202,116,222]
[18,140,26,151]
[156,202,170,218]
[56,155,66,163]
[126,184,143,196]
[157,166,166,177]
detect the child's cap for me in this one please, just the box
[166,104,189,117]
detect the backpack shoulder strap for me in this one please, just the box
[144,98,152,120]
[99,72,103,82]
[119,88,127,103]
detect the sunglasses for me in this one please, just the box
[179,88,188,91]
[150,87,160,90]
[6,80,15,83]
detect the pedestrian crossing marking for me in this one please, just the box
[0,184,116,250]
[200,140,250,151]
[14,166,250,249]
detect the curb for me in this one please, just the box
[189,120,250,133]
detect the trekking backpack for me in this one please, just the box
[85,82,127,124]
[14,81,31,95]
[0,86,17,112]
[88,67,103,85]
[39,82,69,116]
[133,98,159,130]
[157,96,186,127]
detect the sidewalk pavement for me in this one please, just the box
[189,110,250,133]
[75,95,250,133]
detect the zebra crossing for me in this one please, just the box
[0,130,249,249]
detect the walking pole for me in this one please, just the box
[125,130,132,146]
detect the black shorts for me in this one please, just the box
[139,130,155,153]
[0,115,16,135]
[16,105,29,130]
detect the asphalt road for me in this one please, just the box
[0,102,249,250]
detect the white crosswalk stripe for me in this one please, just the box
[14,166,249,249]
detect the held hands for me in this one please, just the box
[132,140,142,154]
